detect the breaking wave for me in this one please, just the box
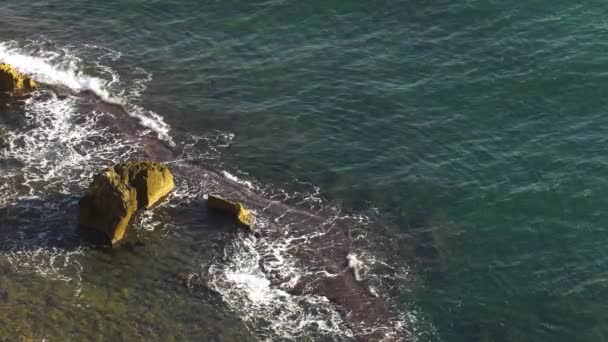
[0,39,172,143]
[222,170,257,190]
[205,235,355,341]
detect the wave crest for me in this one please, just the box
[0,39,172,143]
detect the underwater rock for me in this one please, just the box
[78,161,174,245]
[0,63,37,93]
[207,194,254,231]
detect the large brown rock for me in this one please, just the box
[78,168,138,245]
[78,161,174,245]
[0,64,37,93]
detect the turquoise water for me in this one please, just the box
[2,1,608,341]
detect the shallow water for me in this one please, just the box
[2,1,608,341]
[0,40,412,341]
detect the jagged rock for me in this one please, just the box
[78,168,138,245]
[0,63,37,93]
[78,161,174,245]
[207,195,255,231]
[113,161,175,209]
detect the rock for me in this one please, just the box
[78,161,174,245]
[0,63,37,93]
[113,161,175,209]
[78,168,138,245]
[207,195,254,231]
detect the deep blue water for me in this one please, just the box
[2,1,608,341]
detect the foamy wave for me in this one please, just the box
[1,92,136,195]
[0,40,173,144]
[0,42,116,101]
[222,170,256,190]
[205,236,354,341]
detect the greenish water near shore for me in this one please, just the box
[2,1,608,341]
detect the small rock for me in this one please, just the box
[0,63,37,93]
[207,194,255,231]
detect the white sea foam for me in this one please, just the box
[0,40,173,143]
[1,93,136,194]
[0,80,136,294]
[222,170,256,190]
[0,43,116,101]
[346,253,367,281]
[206,235,354,341]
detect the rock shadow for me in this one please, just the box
[0,191,92,254]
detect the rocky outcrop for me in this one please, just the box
[78,161,174,245]
[113,161,175,209]
[78,168,138,245]
[0,64,37,93]
[207,195,254,231]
